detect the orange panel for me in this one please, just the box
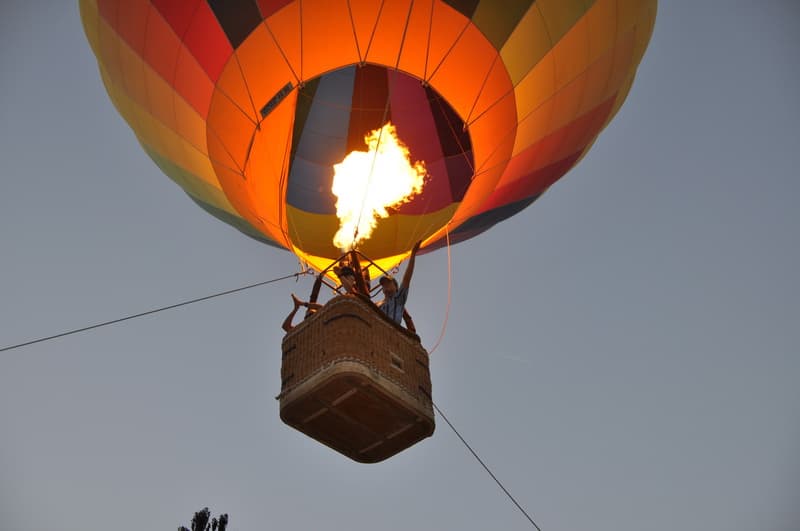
[264,2,301,82]
[173,48,214,117]
[424,1,470,83]
[215,56,259,125]
[143,4,182,84]
[512,51,556,124]
[346,0,384,64]
[575,36,617,117]
[234,24,298,118]
[143,62,177,133]
[301,0,360,80]
[395,0,436,78]
[467,55,515,125]
[206,127,242,179]
[205,92,253,171]
[117,39,148,111]
[116,0,149,55]
[353,0,411,68]
[428,25,498,123]
[445,93,517,226]
[245,91,298,246]
[173,94,208,155]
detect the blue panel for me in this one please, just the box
[423,194,541,252]
[287,67,356,213]
[285,157,337,214]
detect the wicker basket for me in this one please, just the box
[278,295,434,463]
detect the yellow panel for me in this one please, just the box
[286,203,457,262]
[117,38,148,111]
[79,0,100,57]
[500,5,552,86]
[551,14,589,89]
[292,247,410,281]
[512,51,556,125]
[143,61,178,133]
[301,0,360,79]
[631,1,658,67]
[97,15,124,92]
[175,142,220,190]
[585,0,617,64]
[173,93,209,156]
[536,0,592,38]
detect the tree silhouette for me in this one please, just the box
[178,507,228,531]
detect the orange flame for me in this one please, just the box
[332,122,426,251]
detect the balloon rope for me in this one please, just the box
[428,224,452,355]
[0,271,310,354]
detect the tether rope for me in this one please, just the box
[0,272,307,353]
[433,401,543,530]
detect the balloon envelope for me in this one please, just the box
[80,0,656,272]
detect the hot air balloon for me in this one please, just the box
[80,0,657,462]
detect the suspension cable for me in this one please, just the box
[0,272,307,353]
[428,224,452,355]
[433,401,543,530]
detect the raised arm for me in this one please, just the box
[400,240,422,291]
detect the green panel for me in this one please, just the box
[142,143,281,248]
[473,0,536,50]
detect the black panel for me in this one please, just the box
[454,194,539,235]
[426,87,472,157]
[207,0,263,48]
[289,77,321,165]
[442,0,481,18]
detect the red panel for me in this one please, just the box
[182,2,233,81]
[151,0,202,38]
[389,75,453,213]
[173,48,215,116]
[144,4,182,83]
[257,0,293,18]
[481,153,581,213]
[96,0,117,22]
[347,66,389,153]
[115,0,149,54]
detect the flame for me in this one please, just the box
[331,122,426,251]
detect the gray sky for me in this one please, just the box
[1,2,799,531]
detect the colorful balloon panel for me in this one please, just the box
[80,0,656,272]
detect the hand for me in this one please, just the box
[291,293,303,309]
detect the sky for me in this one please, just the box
[1,2,799,531]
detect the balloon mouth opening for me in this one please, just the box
[285,64,474,259]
